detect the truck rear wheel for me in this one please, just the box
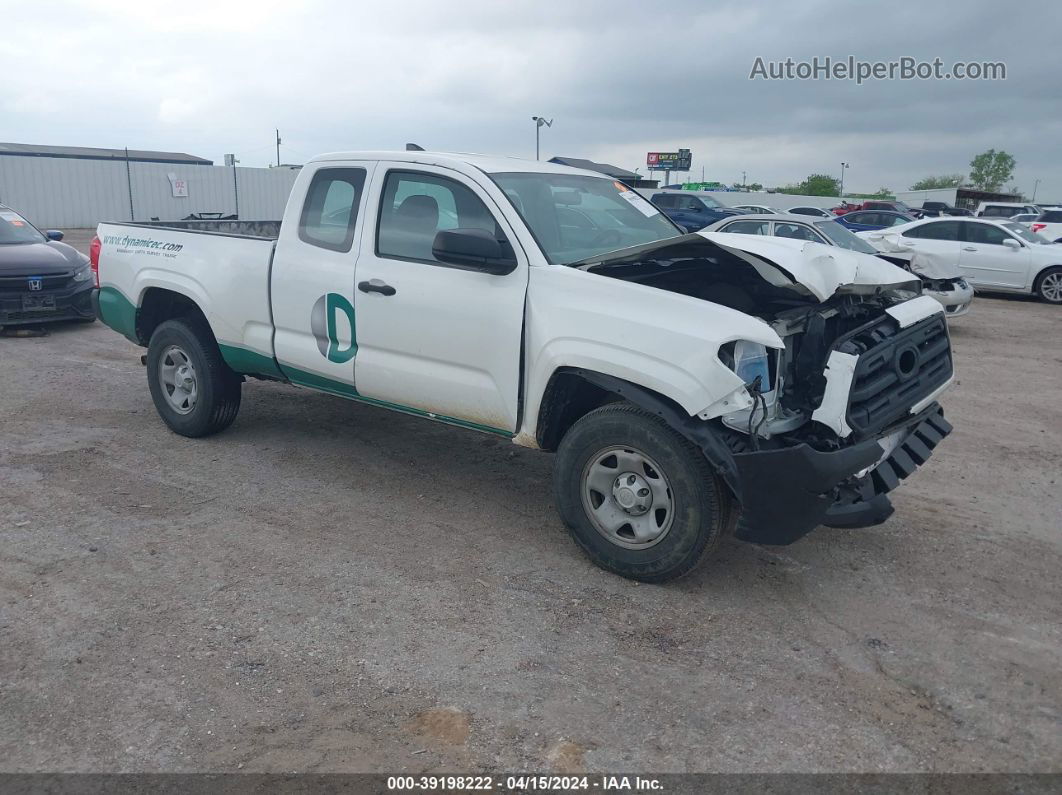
[553,403,728,583]
[146,318,241,437]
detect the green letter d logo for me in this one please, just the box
[310,293,357,363]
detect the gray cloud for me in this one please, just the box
[2,0,1058,199]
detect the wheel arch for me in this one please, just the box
[535,367,742,498]
[137,287,212,345]
[1032,264,1062,301]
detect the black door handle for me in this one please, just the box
[358,280,396,296]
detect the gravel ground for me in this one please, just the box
[1,235,1060,773]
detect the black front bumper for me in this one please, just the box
[0,281,95,326]
[731,403,952,545]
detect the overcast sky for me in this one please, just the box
[3,0,1060,199]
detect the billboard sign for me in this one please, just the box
[647,149,692,170]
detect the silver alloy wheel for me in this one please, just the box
[158,345,198,414]
[580,445,675,549]
[1040,271,1062,302]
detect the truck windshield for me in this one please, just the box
[0,208,46,244]
[491,173,682,264]
[814,220,879,254]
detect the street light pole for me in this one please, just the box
[1032,179,1041,202]
[531,116,553,160]
[839,162,849,199]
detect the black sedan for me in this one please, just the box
[0,204,95,327]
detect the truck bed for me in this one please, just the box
[95,221,279,371]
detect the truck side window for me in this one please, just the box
[903,221,960,241]
[298,167,367,252]
[377,171,511,264]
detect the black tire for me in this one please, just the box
[553,403,729,583]
[1033,266,1062,304]
[146,318,242,437]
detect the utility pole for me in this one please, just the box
[1032,179,1041,202]
[531,116,552,160]
[742,170,747,190]
[839,162,849,199]
[275,129,281,167]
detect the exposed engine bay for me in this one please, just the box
[580,233,950,454]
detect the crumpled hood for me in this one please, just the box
[857,231,964,280]
[572,230,917,302]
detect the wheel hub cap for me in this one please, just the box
[581,446,675,549]
[159,345,199,415]
[613,472,652,515]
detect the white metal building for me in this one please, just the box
[0,143,299,228]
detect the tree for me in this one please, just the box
[969,149,1016,192]
[747,182,763,192]
[799,174,841,196]
[910,174,965,191]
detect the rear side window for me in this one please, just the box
[377,170,509,264]
[652,194,675,208]
[721,220,770,235]
[964,222,1011,245]
[1040,210,1062,223]
[904,221,960,241]
[774,222,822,242]
[299,168,367,252]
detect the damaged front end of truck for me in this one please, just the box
[575,232,954,545]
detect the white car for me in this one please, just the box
[733,204,784,214]
[1030,209,1062,244]
[787,206,834,218]
[90,149,955,582]
[859,217,1062,304]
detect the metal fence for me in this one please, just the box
[0,156,299,228]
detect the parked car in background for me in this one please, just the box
[975,201,1041,218]
[1011,213,1040,225]
[836,209,917,232]
[0,203,96,327]
[1029,209,1062,243]
[705,214,973,317]
[862,200,924,218]
[920,201,969,217]
[733,204,784,214]
[830,202,861,215]
[859,217,1062,303]
[649,191,747,231]
[788,206,834,218]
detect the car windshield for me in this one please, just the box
[814,220,879,253]
[491,173,681,264]
[1002,221,1050,244]
[0,208,46,244]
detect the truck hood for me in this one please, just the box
[574,231,918,302]
[0,240,87,275]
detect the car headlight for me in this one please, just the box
[72,264,92,282]
[720,340,773,392]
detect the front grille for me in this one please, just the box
[835,313,952,439]
[0,272,73,292]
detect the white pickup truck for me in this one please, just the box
[92,151,954,582]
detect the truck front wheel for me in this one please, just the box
[553,403,728,583]
[146,318,242,438]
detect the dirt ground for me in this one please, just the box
[1,234,1060,773]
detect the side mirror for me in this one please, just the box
[432,228,517,275]
[45,230,64,241]
[1002,237,1021,250]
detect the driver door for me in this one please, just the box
[350,163,529,433]
[959,221,1031,289]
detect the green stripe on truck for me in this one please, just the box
[217,344,284,378]
[282,364,513,438]
[96,286,139,343]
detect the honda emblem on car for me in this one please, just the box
[27,277,43,291]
